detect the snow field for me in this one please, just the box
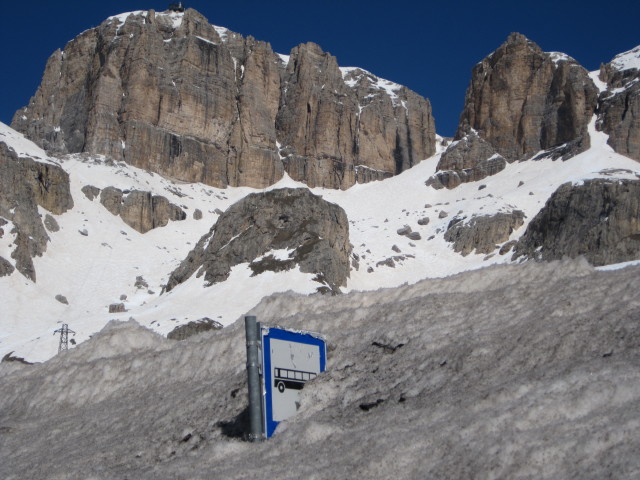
[2,114,640,362]
[1,258,639,478]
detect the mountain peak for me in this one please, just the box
[609,44,640,72]
[10,8,435,191]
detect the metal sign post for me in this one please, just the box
[244,316,263,442]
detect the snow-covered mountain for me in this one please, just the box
[1,8,640,477]
[1,111,639,362]
[2,21,640,361]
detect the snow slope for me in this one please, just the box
[1,258,639,479]
[1,117,640,362]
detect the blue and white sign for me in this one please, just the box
[261,327,326,438]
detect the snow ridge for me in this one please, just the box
[609,44,640,72]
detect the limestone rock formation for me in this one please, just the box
[513,179,640,265]
[0,142,73,280]
[597,46,640,161]
[427,132,507,189]
[457,33,598,161]
[433,33,599,188]
[277,53,435,188]
[12,8,435,190]
[96,187,186,234]
[165,188,351,293]
[444,211,525,256]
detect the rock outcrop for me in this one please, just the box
[444,211,525,256]
[165,188,351,293]
[0,256,14,277]
[427,132,507,189]
[167,318,223,341]
[513,179,640,265]
[458,33,598,161]
[90,186,186,233]
[12,9,435,190]
[0,142,73,280]
[597,45,640,161]
[432,33,599,188]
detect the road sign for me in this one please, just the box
[261,326,326,438]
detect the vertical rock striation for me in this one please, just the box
[430,33,599,188]
[597,45,640,161]
[0,142,73,280]
[12,9,435,190]
[457,33,598,161]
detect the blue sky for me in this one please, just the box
[1,0,638,137]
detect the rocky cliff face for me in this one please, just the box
[12,8,435,190]
[513,179,640,266]
[0,142,73,280]
[430,33,599,188]
[597,46,640,161]
[458,33,598,161]
[165,188,351,294]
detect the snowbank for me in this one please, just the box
[1,258,639,479]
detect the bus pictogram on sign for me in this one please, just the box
[273,367,317,392]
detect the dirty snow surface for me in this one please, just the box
[1,259,639,479]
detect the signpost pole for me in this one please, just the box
[244,315,263,441]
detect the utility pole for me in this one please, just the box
[53,324,75,353]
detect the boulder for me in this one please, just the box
[55,294,69,305]
[445,211,525,256]
[134,276,149,289]
[165,188,351,293]
[429,132,508,189]
[43,214,60,232]
[108,303,126,313]
[81,185,101,201]
[396,225,412,236]
[100,187,186,233]
[513,179,640,265]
